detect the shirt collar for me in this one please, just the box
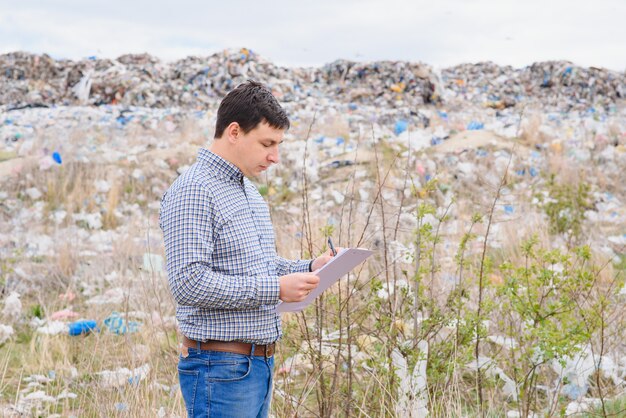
[197,148,244,184]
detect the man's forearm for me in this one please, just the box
[170,263,280,309]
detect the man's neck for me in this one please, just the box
[209,141,244,176]
[209,140,232,164]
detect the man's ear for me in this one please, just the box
[225,122,240,144]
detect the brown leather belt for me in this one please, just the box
[182,336,275,357]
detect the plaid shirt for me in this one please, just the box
[160,149,310,344]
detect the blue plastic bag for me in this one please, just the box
[103,312,141,335]
[394,120,408,136]
[68,320,98,336]
[52,151,62,164]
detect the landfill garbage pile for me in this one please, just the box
[311,59,439,106]
[441,61,625,111]
[1,50,624,112]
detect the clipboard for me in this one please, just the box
[277,248,373,313]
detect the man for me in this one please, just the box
[160,80,334,417]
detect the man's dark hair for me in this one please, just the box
[214,80,290,138]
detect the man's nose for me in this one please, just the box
[268,148,280,164]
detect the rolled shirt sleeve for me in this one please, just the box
[275,256,312,276]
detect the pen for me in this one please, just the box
[327,237,337,256]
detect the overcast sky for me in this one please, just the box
[1,0,624,71]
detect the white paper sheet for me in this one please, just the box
[277,248,373,312]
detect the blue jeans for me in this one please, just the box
[178,347,274,418]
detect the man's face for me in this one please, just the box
[234,121,284,178]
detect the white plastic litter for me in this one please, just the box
[72,212,103,230]
[552,345,595,400]
[86,287,126,305]
[56,390,78,400]
[22,391,56,402]
[2,292,22,320]
[73,70,93,103]
[94,180,111,193]
[142,253,164,273]
[393,340,429,417]
[97,363,150,388]
[467,356,517,401]
[36,320,68,336]
[565,398,601,415]
[0,324,14,344]
[25,187,42,200]
[487,336,519,349]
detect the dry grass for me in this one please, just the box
[54,240,79,280]
[102,180,121,230]
[0,325,183,417]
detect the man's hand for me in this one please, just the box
[279,273,320,302]
[310,247,344,271]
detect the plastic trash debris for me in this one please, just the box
[127,364,151,385]
[72,212,103,230]
[565,398,602,415]
[562,383,589,400]
[72,70,93,103]
[58,291,76,302]
[430,136,443,146]
[330,190,344,205]
[97,363,150,388]
[103,312,141,335]
[551,344,596,400]
[467,121,484,130]
[36,320,67,335]
[50,309,80,321]
[2,291,22,320]
[21,391,56,403]
[142,253,164,273]
[56,389,78,400]
[394,120,408,136]
[94,180,111,193]
[24,374,53,384]
[393,341,429,417]
[327,160,354,169]
[132,168,145,180]
[52,151,62,164]
[1,52,621,112]
[486,335,518,349]
[86,287,126,305]
[68,320,99,336]
[50,210,67,225]
[26,234,55,257]
[0,324,14,344]
[24,187,42,200]
[467,356,517,401]
[38,155,55,171]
